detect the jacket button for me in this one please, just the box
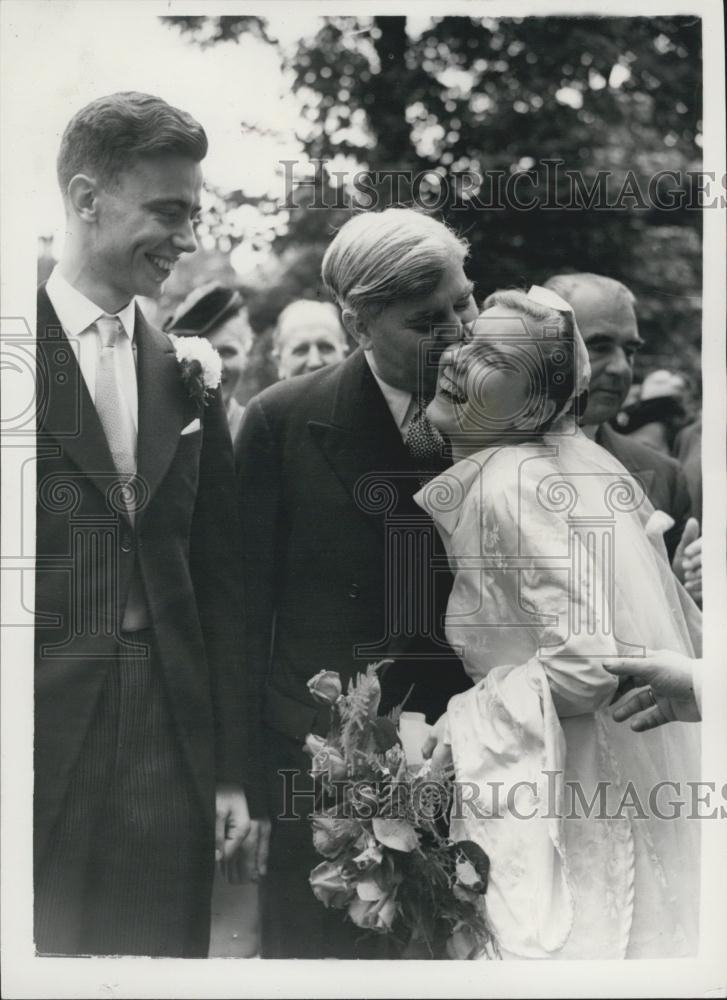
[120,533,133,553]
[348,583,360,599]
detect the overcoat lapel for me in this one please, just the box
[308,351,423,533]
[36,286,120,504]
[598,424,656,495]
[134,310,190,518]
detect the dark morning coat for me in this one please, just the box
[34,285,261,869]
[234,347,470,957]
[235,347,470,741]
[597,422,694,558]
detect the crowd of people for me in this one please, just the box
[33,91,706,962]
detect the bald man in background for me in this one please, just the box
[272,300,348,379]
[544,273,700,593]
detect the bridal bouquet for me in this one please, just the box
[303,662,497,960]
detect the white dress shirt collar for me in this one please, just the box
[364,349,414,438]
[46,266,136,341]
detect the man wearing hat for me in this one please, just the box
[166,281,253,443]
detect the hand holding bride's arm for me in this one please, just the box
[604,650,702,730]
[671,518,701,603]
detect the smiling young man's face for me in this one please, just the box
[90,154,202,306]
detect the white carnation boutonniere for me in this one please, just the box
[169,334,222,409]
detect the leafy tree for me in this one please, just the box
[165,14,703,394]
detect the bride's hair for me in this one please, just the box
[480,289,576,433]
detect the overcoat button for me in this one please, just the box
[348,583,360,598]
[120,533,133,553]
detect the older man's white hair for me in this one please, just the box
[321,208,470,320]
[274,300,345,349]
[544,272,637,308]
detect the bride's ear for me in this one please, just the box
[342,308,372,350]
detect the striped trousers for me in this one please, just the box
[34,630,214,957]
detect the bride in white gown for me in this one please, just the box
[415,286,701,960]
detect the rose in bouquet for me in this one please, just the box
[303,662,497,960]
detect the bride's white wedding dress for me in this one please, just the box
[416,428,701,960]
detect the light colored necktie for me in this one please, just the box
[94,315,148,630]
[94,314,137,483]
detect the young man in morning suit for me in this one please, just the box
[235,209,479,957]
[34,92,262,957]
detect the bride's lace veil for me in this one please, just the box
[526,285,702,944]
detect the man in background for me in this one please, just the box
[272,299,348,379]
[35,91,260,957]
[236,208,478,957]
[544,272,701,596]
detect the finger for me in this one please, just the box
[603,658,650,680]
[225,848,247,885]
[679,517,700,551]
[630,705,670,732]
[421,733,437,759]
[239,822,259,877]
[223,852,242,885]
[242,841,257,882]
[612,687,655,722]
[257,821,271,877]
[431,746,454,777]
[215,810,227,862]
[683,538,702,561]
[222,809,251,861]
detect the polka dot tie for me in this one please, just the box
[405,398,447,477]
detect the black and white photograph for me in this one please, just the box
[1,1,725,996]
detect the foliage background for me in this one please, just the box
[42,14,704,404]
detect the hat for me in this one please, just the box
[164,281,244,338]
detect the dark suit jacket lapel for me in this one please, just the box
[36,285,120,503]
[597,424,656,496]
[135,308,190,517]
[308,350,422,534]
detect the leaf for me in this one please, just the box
[385,682,415,729]
[371,716,401,752]
[339,663,386,754]
[454,840,490,893]
[372,817,419,853]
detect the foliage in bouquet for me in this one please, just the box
[303,662,497,960]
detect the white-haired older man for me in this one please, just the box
[273,299,348,379]
[544,273,700,594]
[235,208,478,958]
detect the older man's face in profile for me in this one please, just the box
[356,258,477,397]
[208,312,253,404]
[574,287,644,427]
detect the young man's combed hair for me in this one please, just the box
[56,91,208,193]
